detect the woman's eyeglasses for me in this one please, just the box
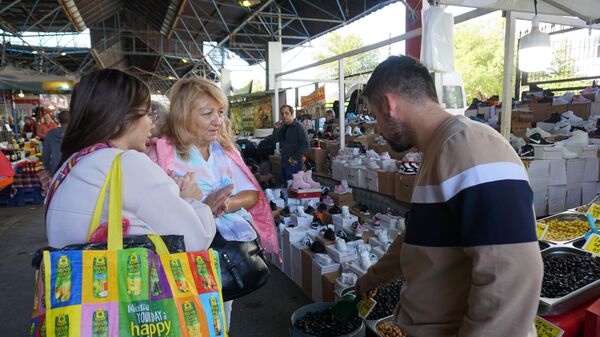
[132,108,159,122]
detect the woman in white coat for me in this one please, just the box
[45,69,220,252]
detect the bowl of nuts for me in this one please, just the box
[374,317,407,337]
[537,213,592,243]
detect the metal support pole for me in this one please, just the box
[274,79,280,124]
[339,59,345,150]
[501,11,516,141]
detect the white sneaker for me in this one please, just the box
[377,230,389,244]
[368,161,380,170]
[553,96,569,105]
[360,251,371,269]
[314,253,333,266]
[555,145,578,159]
[335,238,348,252]
[265,189,275,202]
[402,152,422,162]
[366,149,380,159]
[352,126,362,136]
[345,125,353,136]
[554,118,571,134]
[341,206,351,219]
[297,206,307,217]
[341,272,358,286]
[380,152,391,160]
[341,179,350,190]
[562,111,584,127]
[525,127,551,139]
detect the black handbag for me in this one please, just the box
[211,229,270,301]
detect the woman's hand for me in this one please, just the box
[169,171,203,201]
[203,184,234,215]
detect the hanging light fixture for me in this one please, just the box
[518,0,552,72]
[18,90,24,98]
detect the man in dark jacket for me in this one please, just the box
[272,105,308,183]
[42,110,69,173]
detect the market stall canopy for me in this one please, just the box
[0,0,395,93]
[0,66,76,92]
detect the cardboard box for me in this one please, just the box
[322,271,340,302]
[332,213,359,229]
[531,103,552,122]
[301,249,315,298]
[582,182,597,205]
[570,102,591,120]
[377,171,397,197]
[346,166,367,189]
[551,104,569,114]
[369,144,392,156]
[533,185,548,217]
[330,191,354,206]
[548,185,567,214]
[566,158,587,184]
[307,148,329,174]
[584,158,599,183]
[395,174,417,203]
[311,260,340,302]
[345,135,369,149]
[566,183,582,209]
[365,169,379,192]
[533,146,563,160]
[548,159,567,186]
[291,242,304,287]
[331,160,347,181]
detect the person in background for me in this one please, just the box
[36,112,57,140]
[42,110,69,173]
[272,105,309,183]
[146,78,278,330]
[46,68,218,254]
[150,101,169,138]
[22,117,36,137]
[354,56,542,337]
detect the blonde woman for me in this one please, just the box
[146,78,277,329]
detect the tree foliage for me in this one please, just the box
[314,32,380,79]
[454,14,505,101]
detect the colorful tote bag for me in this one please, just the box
[30,153,227,337]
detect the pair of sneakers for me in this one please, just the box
[399,161,419,175]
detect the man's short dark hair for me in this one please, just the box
[280,104,295,115]
[58,110,70,125]
[363,56,438,110]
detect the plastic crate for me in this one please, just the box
[13,186,42,206]
[0,186,13,207]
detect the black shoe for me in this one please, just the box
[321,186,330,196]
[317,203,327,212]
[520,144,534,159]
[269,201,277,211]
[528,133,551,145]
[329,205,341,214]
[324,228,336,241]
[305,206,315,215]
[310,219,322,230]
[543,112,562,123]
[281,206,290,216]
[336,230,347,240]
[359,204,370,215]
[310,241,326,254]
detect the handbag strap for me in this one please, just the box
[86,152,170,255]
[45,142,112,217]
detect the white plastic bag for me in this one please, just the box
[420,6,455,72]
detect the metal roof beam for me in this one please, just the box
[211,0,231,33]
[161,0,188,38]
[230,32,307,39]
[24,7,61,31]
[0,0,22,16]
[299,0,342,21]
[259,12,343,24]
[287,0,310,38]
[20,0,40,31]
[187,1,212,41]
[540,0,599,25]
[335,0,346,22]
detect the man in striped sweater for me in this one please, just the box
[355,56,543,337]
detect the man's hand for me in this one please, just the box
[355,274,378,299]
[289,157,298,166]
[274,120,283,128]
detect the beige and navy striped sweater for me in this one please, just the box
[364,116,543,337]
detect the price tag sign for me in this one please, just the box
[588,204,600,219]
[357,298,377,319]
[534,316,564,337]
[583,233,600,257]
[537,222,548,240]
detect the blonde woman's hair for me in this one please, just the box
[164,78,235,159]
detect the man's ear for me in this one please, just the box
[383,92,402,120]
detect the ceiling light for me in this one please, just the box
[157,90,161,94]
[518,1,551,73]
[239,0,260,7]
[61,52,67,56]
[32,50,38,54]
[168,76,176,80]
[181,58,189,63]
[48,105,56,110]
[18,90,24,98]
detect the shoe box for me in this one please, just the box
[349,261,368,277]
[569,102,591,120]
[364,169,379,192]
[331,159,347,181]
[301,249,315,298]
[311,259,340,302]
[533,146,563,160]
[346,166,367,189]
[332,213,359,229]
[377,171,397,197]
[349,206,374,224]
[283,226,310,277]
[329,191,354,206]
[290,241,305,287]
[291,214,313,227]
[321,271,340,302]
[288,188,321,199]
[327,243,358,264]
[306,148,329,174]
[345,135,369,149]
[395,174,417,203]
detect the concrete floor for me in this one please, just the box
[0,205,312,337]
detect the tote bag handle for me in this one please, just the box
[85,152,170,255]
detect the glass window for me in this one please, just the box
[443,85,464,109]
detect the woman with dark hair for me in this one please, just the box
[45,69,218,252]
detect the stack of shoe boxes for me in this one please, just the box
[566,159,587,209]
[283,226,309,278]
[290,241,305,287]
[311,258,340,302]
[301,249,315,299]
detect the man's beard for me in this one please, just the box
[384,118,417,153]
